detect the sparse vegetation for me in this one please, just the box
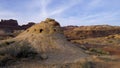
[89,48,110,55]
[0,41,15,47]
[0,18,120,67]
[0,43,39,66]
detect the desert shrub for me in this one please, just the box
[34,29,36,31]
[0,55,16,66]
[16,45,37,58]
[0,44,38,66]
[0,41,15,47]
[26,30,29,32]
[5,41,15,45]
[89,48,109,55]
[79,45,87,50]
[108,40,113,43]
[0,37,4,40]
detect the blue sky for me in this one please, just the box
[0,0,120,26]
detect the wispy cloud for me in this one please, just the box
[24,0,82,21]
[25,0,52,19]
[30,0,82,18]
[40,0,52,18]
[0,0,119,26]
[49,0,82,16]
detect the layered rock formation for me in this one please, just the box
[64,25,120,40]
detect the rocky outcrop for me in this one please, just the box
[0,18,90,68]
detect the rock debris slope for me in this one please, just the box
[0,18,90,68]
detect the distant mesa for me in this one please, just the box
[0,19,35,30]
[0,19,18,26]
[0,19,19,30]
[0,19,35,40]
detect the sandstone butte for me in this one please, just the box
[0,18,92,68]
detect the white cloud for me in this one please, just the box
[16,0,120,26]
[49,0,82,16]
[26,0,82,17]
[0,0,119,26]
[40,0,52,18]
[24,0,53,20]
[23,0,83,22]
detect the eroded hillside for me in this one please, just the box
[0,18,91,68]
[0,19,120,68]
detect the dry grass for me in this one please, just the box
[71,34,120,56]
[72,34,120,45]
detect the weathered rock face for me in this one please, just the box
[16,18,85,54]
[0,18,90,68]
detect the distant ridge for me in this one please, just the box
[0,19,35,30]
